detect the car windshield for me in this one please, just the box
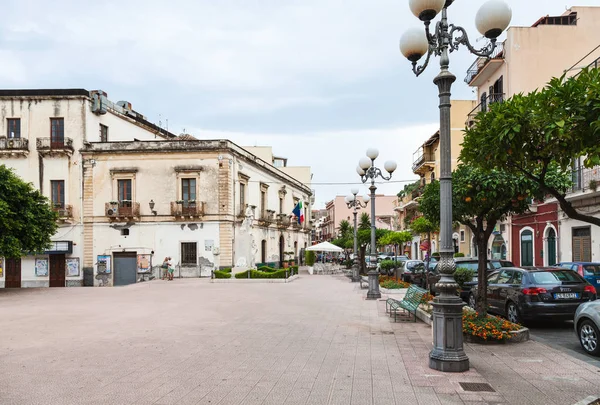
[491,260,514,269]
[455,263,478,272]
[582,264,600,276]
[407,262,424,270]
[531,271,584,284]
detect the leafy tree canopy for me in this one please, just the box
[461,67,599,225]
[379,231,413,247]
[358,212,370,231]
[410,216,438,235]
[397,180,421,198]
[338,219,352,239]
[0,165,58,258]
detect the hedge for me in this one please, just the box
[235,269,289,279]
[214,270,232,279]
[258,266,278,272]
[220,268,232,273]
[454,252,465,258]
[305,250,316,266]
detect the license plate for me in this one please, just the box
[597,280,600,284]
[554,293,579,299]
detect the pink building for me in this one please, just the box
[323,195,398,241]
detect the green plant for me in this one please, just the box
[590,179,598,191]
[432,252,440,259]
[463,310,521,341]
[220,268,232,273]
[213,270,231,279]
[379,276,411,289]
[258,265,277,272]
[305,250,316,266]
[453,267,474,288]
[453,252,465,258]
[379,260,396,272]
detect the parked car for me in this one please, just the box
[490,260,515,269]
[470,267,596,325]
[428,258,496,297]
[400,260,426,287]
[557,262,600,292]
[574,300,600,356]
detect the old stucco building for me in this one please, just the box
[0,89,312,288]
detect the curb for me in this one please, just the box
[211,275,300,283]
[573,396,600,405]
[380,287,408,295]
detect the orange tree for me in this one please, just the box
[461,67,600,226]
[418,164,568,316]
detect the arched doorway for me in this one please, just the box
[520,229,534,266]
[547,228,557,266]
[491,234,506,260]
[261,240,267,264]
[279,235,285,268]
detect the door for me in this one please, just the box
[50,118,64,148]
[279,236,285,268]
[5,258,21,288]
[49,254,66,287]
[261,240,266,264]
[521,230,533,266]
[547,228,557,266]
[113,252,137,286]
[572,227,591,262]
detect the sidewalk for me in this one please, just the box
[0,274,599,404]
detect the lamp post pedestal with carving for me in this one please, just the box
[399,0,512,372]
[357,148,397,300]
[345,190,370,282]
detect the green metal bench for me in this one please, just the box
[386,284,427,322]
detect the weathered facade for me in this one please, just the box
[0,89,312,288]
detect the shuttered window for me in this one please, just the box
[181,242,197,265]
[572,227,591,262]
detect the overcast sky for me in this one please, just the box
[2,0,599,208]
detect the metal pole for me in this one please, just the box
[366,179,381,300]
[352,209,360,282]
[428,7,469,373]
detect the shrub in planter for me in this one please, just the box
[453,267,474,288]
[220,268,232,273]
[305,251,316,266]
[214,270,231,279]
[453,252,465,258]
[258,266,277,272]
[432,252,440,260]
[379,260,396,274]
[290,265,299,275]
[235,270,252,279]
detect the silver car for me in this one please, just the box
[574,300,600,356]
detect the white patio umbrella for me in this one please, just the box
[306,241,343,252]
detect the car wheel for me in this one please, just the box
[506,302,521,325]
[468,293,476,309]
[578,320,600,356]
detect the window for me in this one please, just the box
[531,270,583,284]
[240,182,246,209]
[495,270,513,284]
[181,178,196,202]
[261,190,267,216]
[181,242,197,265]
[121,229,129,236]
[100,124,109,142]
[50,118,64,146]
[512,271,523,285]
[7,118,20,138]
[279,197,284,214]
[460,230,465,242]
[118,179,132,207]
[430,172,435,182]
[51,180,65,208]
[572,227,591,262]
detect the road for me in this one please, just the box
[529,320,600,368]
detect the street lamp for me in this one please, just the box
[399,0,511,373]
[357,148,397,299]
[345,189,370,282]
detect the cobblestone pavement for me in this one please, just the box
[1,275,600,405]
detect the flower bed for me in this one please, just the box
[379,276,411,289]
[462,309,521,342]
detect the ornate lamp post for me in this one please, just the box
[357,148,397,300]
[399,0,511,372]
[345,189,370,282]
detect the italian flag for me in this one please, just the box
[292,201,304,224]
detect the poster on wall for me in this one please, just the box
[97,255,111,274]
[66,258,80,277]
[137,254,151,273]
[35,258,49,276]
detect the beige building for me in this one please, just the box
[0,89,312,288]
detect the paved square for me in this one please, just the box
[1,274,600,405]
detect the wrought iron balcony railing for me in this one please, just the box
[466,93,505,127]
[53,204,73,220]
[105,201,140,218]
[412,148,435,172]
[571,167,600,194]
[464,42,504,84]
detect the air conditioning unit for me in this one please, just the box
[106,208,117,217]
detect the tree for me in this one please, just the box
[0,165,58,258]
[379,231,413,278]
[418,165,570,316]
[397,180,420,199]
[461,67,600,226]
[409,216,438,270]
[358,212,370,230]
[338,219,352,239]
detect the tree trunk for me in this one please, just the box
[475,220,491,317]
[359,245,366,275]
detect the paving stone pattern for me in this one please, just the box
[1,275,599,404]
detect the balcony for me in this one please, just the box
[0,137,29,157]
[464,43,504,86]
[105,201,140,219]
[466,93,504,127]
[570,167,600,196]
[36,137,74,156]
[171,201,205,218]
[276,213,291,229]
[53,204,73,222]
[412,148,435,174]
[257,210,275,226]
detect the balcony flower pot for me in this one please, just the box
[589,179,597,192]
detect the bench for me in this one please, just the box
[359,276,369,289]
[386,285,427,322]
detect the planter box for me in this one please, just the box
[380,287,408,295]
[211,275,300,283]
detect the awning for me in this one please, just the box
[306,241,343,253]
[419,240,430,251]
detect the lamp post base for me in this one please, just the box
[351,265,361,282]
[429,296,469,372]
[366,269,381,300]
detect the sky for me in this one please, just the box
[2,0,599,208]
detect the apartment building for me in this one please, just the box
[0,89,312,288]
[465,6,600,265]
